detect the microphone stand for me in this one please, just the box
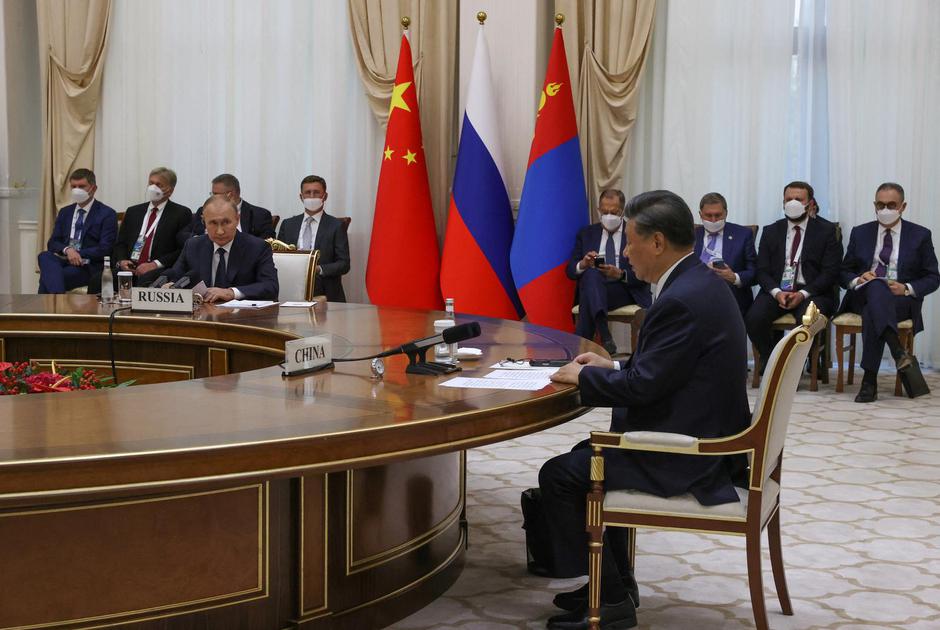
[401,341,462,375]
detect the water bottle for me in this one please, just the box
[445,298,457,363]
[100,256,114,303]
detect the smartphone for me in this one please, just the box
[593,255,606,267]
[711,258,727,269]
[529,359,570,367]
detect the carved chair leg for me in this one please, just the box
[809,334,820,391]
[587,509,604,630]
[847,332,856,386]
[746,528,770,630]
[768,510,793,615]
[751,344,761,388]
[835,326,845,392]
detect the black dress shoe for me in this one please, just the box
[553,577,640,611]
[855,381,878,403]
[546,599,637,629]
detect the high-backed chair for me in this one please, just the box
[271,248,320,302]
[583,303,827,630]
[271,214,280,231]
[832,313,914,395]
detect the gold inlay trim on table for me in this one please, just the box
[29,358,194,380]
[0,483,269,630]
[207,347,229,376]
[345,452,466,574]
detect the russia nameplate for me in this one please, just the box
[131,287,194,313]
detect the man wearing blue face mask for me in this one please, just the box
[38,168,118,294]
[566,189,652,355]
[840,182,938,402]
[745,181,842,374]
[693,192,758,317]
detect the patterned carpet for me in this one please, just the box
[393,371,940,629]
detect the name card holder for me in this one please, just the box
[283,335,333,377]
[131,287,194,313]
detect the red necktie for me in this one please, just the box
[138,207,159,263]
[789,225,802,266]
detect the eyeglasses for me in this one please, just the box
[874,202,901,210]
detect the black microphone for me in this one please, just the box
[335,321,482,362]
[170,270,200,289]
[149,274,169,288]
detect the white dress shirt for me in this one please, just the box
[138,200,169,268]
[771,216,810,299]
[576,227,622,274]
[210,239,244,300]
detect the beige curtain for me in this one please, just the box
[347,0,456,237]
[35,0,111,252]
[556,0,656,217]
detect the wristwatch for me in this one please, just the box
[904,286,911,297]
[370,357,385,380]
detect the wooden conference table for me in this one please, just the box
[0,295,592,630]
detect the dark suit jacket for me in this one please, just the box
[113,200,193,269]
[47,200,118,264]
[565,222,651,307]
[839,219,939,333]
[693,222,758,314]
[277,212,350,302]
[166,232,279,300]
[756,217,842,297]
[578,256,751,505]
[187,200,275,240]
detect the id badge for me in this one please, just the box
[781,264,796,291]
[887,262,898,281]
[130,235,145,262]
[68,238,81,251]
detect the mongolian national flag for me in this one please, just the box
[509,27,587,331]
[366,33,443,310]
[440,26,523,320]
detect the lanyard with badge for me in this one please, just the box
[130,210,160,262]
[781,228,801,291]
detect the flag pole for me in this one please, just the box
[555,12,565,27]
[477,11,487,25]
[401,15,410,30]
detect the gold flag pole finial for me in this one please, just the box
[477,11,487,25]
[555,13,565,26]
[401,16,411,30]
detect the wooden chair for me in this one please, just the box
[271,214,280,231]
[751,314,828,391]
[571,304,645,355]
[584,303,827,630]
[338,216,351,232]
[270,248,320,302]
[832,313,914,395]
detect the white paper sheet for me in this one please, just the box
[279,301,317,307]
[216,300,279,309]
[484,368,558,379]
[440,376,552,391]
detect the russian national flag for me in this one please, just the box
[440,26,523,320]
[509,26,587,331]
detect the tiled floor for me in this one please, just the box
[393,371,940,629]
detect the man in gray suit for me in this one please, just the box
[277,175,351,302]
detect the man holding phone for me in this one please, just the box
[693,192,758,317]
[566,190,652,355]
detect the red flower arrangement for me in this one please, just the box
[0,361,128,395]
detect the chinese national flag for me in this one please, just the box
[366,34,443,310]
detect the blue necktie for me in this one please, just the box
[605,232,616,268]
[701,232,717,264]
[73,208,86,241]
[215,248,229,288]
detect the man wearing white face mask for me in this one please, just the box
[839,182,938,402]
[566,189,651,355]
[276,175,350,302]
[693,192,757,317]
[745,181,842,374]
[38,168,118,294]
[112,166,193,286]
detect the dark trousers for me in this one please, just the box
[846,281,915,372]
[745,290,835,362]
[37,251,92,294]
[538,440,634,584]
[575,269,636,341]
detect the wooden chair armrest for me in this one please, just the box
[590,427,758,456]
